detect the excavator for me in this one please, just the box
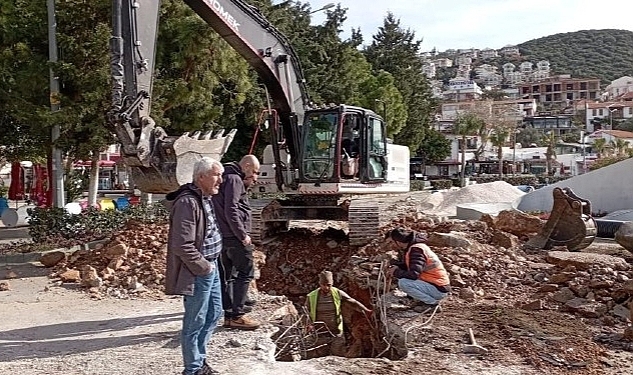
[107,0,410,245]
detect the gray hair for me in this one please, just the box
[192,157,223,180]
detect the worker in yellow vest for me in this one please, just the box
[304,270,372,358]
[387,227,451,313]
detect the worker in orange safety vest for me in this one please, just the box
[387,227,451,313]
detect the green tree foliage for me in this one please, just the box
[153,0,255,133]
[489,127,510,178]
[543,132,557,176]
[516,126,541,147]
[453,113,484,186]
[363,13,437,152]
[416,128,451,164]
[52,0,114,159]
[154,0,262,162]
[0,0,51,161]
[592,138,608,157]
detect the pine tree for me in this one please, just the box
[364,13,437,152]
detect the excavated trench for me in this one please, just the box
[256,226,408,361]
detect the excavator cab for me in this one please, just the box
[299,106,388,184]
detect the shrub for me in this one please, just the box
[431,179,453,190]
[27,202,169,244]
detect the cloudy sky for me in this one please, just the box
[303,0,633,51]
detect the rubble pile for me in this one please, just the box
[524,251,633,324]
[39,203,633,330]
[49,221,169,298]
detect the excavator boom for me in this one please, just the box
[107,0,308,193]
[107,0,411,245]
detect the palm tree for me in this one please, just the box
[544,132,557,176]
[612,138,629,156]
[592,138,607,158]
[453,113,485,187]
[489,126,510,179]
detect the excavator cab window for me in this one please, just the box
[360,116,388,182]
[302,112,339,180]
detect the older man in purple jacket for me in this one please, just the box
[212,154,261,331]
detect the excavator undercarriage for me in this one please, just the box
[250,196,381,246]
[526,187,597,251]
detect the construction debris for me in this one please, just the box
[28,183,633,371]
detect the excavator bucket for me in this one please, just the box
[128,129,236,193]
[526,187,596,251]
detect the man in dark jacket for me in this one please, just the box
[212,154,260,330]
[165,157,224,375]
[388,227,451,313]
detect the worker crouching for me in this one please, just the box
[388,227,451,313]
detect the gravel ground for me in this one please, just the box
[2,185,633,374]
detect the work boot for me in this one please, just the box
[199,360,220,375]
[245,298,256,306]
[413,303,441,314]
[224,315,260,330]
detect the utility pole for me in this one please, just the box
[48,0,65,208]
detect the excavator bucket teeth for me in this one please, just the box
[526,187,596,252]
[129,129,236,193]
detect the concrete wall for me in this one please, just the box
[517,158,633,214]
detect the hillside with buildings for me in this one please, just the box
[518,29,633,83]
[419,29,633,184]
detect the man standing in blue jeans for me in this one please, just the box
[387,227,451,314]
[165,157,224,375]
[213,155,261,330]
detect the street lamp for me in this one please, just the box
[609,108,617,130]
[375,99,387,124]
[580,131,587,174]
[512,129,520,177]
[309,2,335,14]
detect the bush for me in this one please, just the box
[27,203,169,244]
[431,179,453,190]
[410,180,429,191]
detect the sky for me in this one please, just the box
[302,0,633,52]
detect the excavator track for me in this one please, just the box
[348,202,381,246]
[250,199,272,245]
[250,199,288,245]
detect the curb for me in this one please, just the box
[0,239,110,266]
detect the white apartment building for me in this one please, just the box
[480,48,498,59]
[585,102,633,132]
[605,76,633,100]
[442,78,483,101]
[434,58,453,68]
[586,129,633,147]
[422,62,436,78]
[500,45,520,58]
[439,99,536,121]
[455,55,473,66]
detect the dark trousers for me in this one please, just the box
[219,237,254,319]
